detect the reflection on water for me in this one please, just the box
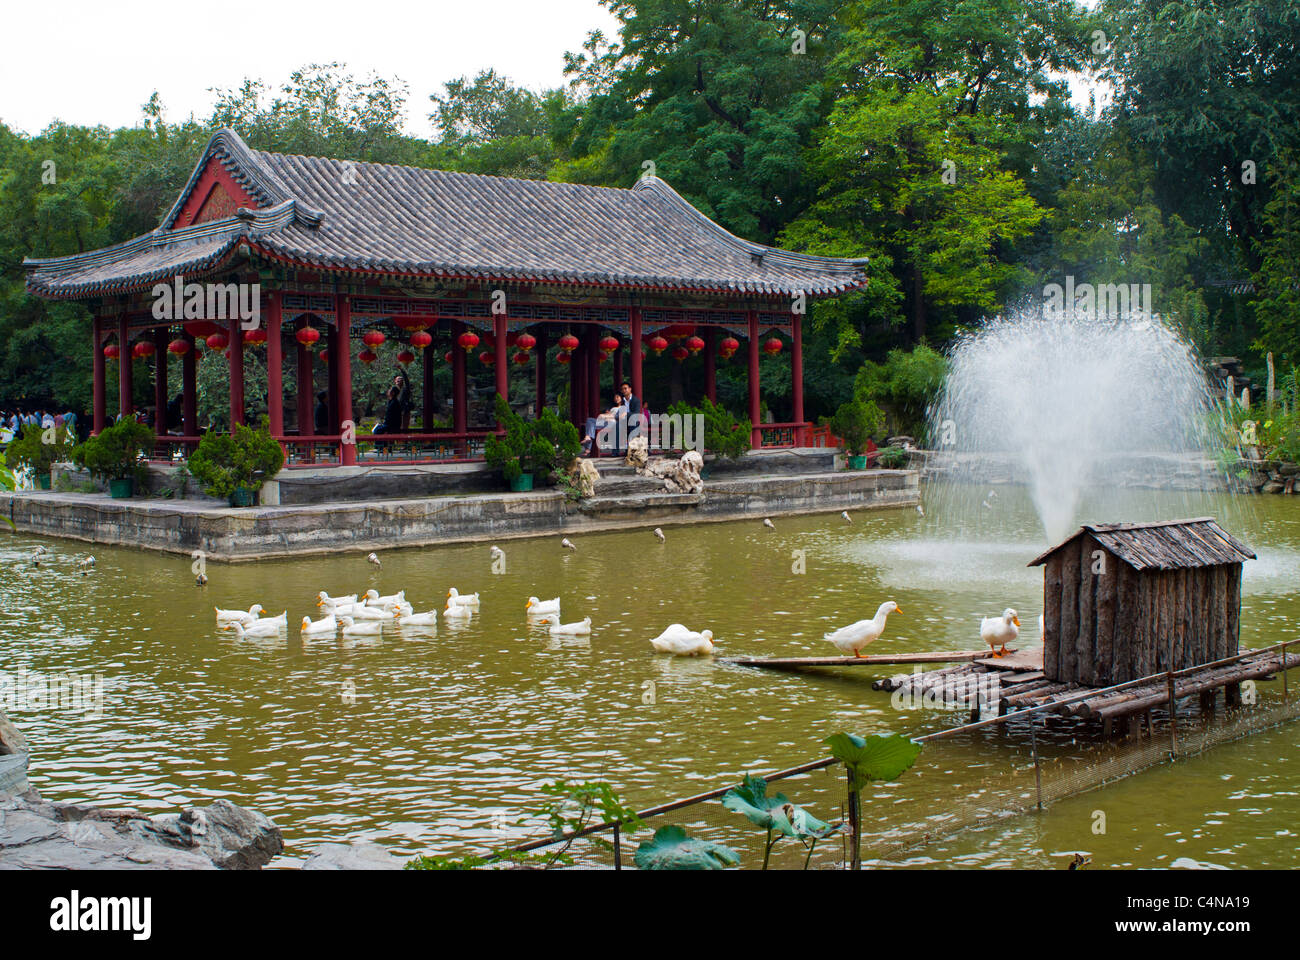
[1,484,1297,867]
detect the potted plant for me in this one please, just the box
[830,398,885,469]
[6,422,75,489]
[485,396,580,491]
[186,418,285,506]
[71,418,155,497]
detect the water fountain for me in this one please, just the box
[927,310,1232,545]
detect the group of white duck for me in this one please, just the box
[214,587,456,640]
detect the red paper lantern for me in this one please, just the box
[206,332,229,351]
[132,340,155,359]
[458,331,480,351]
[720,336,740,356]
[598,351,610,364]
[672,346,689,362]
[556,352,572,365]
[362,330,386,348]
[397,350,416,365]
[320,349,329,363]
[599,335,619,353]
[410,331,433,350]
[443,351,453,363]
[295,326,320,348]
[649,335,669,355]
[512,351,530,365]
[395,318,429,332]
[167,338,190,356]
[764,337,784,355]
[516,332,537,352]
[479,351,496,366]
[243,328,267,346]
[558,334,580,353]
[358,349,378,365]
[103,343,120,359]
[686,335,705,354]
[183,320,221,339]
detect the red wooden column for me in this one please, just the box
[152,327,168,436]
[182,332,197,438]
[296,319,314,437]
[534,327,548,415]
[325,325,338,434]
[451,321,468,456]
[336,294,356,466]
[228,316,245,431]
[91,317,106,434]
[703,327,717,405]
[117,316,133,418]
[422,338,435,429]
[613,342,623,389]
[747,310,761,448]
[494,314,509,408]
[586,327,600,416]
[266,292,284,437]
[791,310,805,446]
[630,307,643,408]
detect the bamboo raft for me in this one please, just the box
[872,645,1300,734]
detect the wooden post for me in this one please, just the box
[152,327,168,436]
[534,327,547,416]
[1166,671,1177,760]
[747,309,761,448]
[117,315,133,418]
[1283,640,1290,702]
[266,292,283,437]
[227,316,244,432]
[630,306,644,407]
[612,821,621,871]
[325,325,338,437]
[182,332,197,439]
[91,316,106,435]
[612,340,623,390]
[791,309,804,445]
[846,766,860,871]
[586,327,600,418]
[494,314,509,415]
[452,321,467,457]
[296,319,314,437]
[1029,712,1043,809]
[704,327,717,405]
[336,294,355,466]
[422,336,435,430]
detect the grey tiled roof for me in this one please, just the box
[26,128,868,300]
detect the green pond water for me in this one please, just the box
[2,485,1297,868]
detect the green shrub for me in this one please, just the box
[186,418,285,500]
[876,445,910,469]
[71,418,156,482]
[853,344,948,438]
[829,398,885,456]
[6,422,76,475]
[666,398,751,459]
[484,395,581,485]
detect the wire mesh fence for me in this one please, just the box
[500,644,1299,870]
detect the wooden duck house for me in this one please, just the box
[1028,518,1256,686]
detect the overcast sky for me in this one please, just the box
[0,0,619,139]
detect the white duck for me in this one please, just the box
[548,616,592,636]
[229,614,287,638]
[350,604,394,620]
[339,616,384,637]
[824,601,901,658]
[980,608,1021,658]
[320,600,362,617]
[301,614,338,637]
[216,604,264,627]
[649,624,715,656]
[447,588,480,608]
[395,609,439,628]
[364,589,405,607]
[316,592,357,608]
[526,597,561,617]
[442,603,474,620]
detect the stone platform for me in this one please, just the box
[1,451,919,561]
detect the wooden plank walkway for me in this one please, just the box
[722,649,1011,670]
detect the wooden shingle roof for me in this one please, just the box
[25,127,869,301]
[1028,518,1257,571]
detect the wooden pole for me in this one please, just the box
[182,332,197,438]
[612,821,621,871]
[452,321,467,457]
[791,309,804,445]
[117,315,133,418]
[703,327,717,405]
[266,291,283,437]
[534,327,547,416]
[91,316,106,435]
[846,767,860,871]
[422,337,435,430]
[1166,670,1177,760]
[1029,712,1043,809]
[630,306,643,406]
[227,315,244,432]
[335,294,355,466]
[747,309,761,448]
[494,313,508,409]
[296,319,314,437]
[152,327,168,436]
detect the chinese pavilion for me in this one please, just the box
[25,128,868,467]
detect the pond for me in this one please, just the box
[2,485,1297,868]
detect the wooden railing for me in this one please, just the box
[754,422,811,448]
[149,435,202,461]
[276,431,494,467]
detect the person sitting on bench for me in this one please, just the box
[581,393,624,456]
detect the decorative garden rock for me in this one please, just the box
[625,436,649,469]
[302,841,404,870]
